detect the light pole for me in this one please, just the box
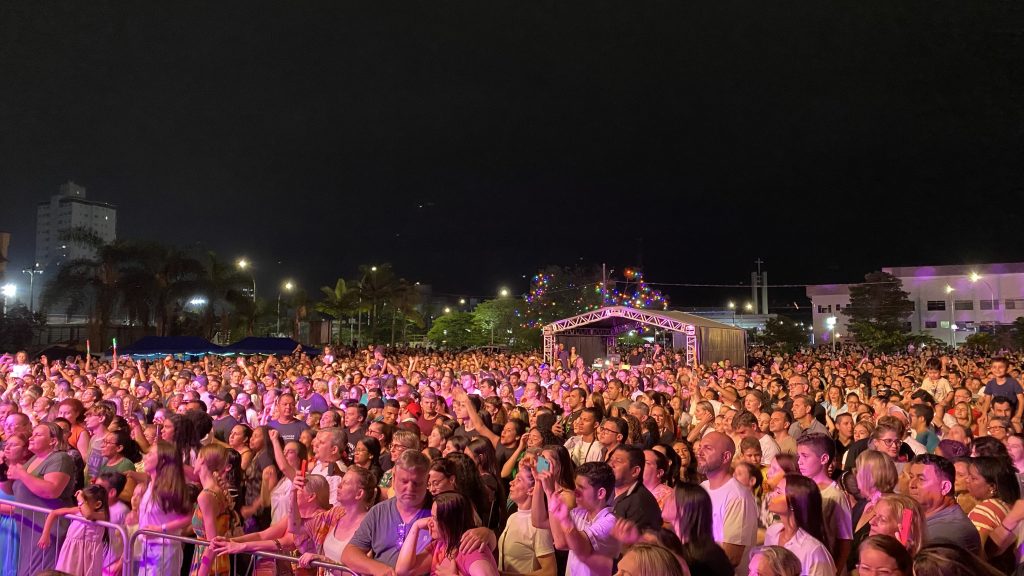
[826,316,837,353]
[22,265,43,314]
[277,281,294,334]
[945,285,956,347]
[970,272,997,324]
[1,284,16,316]
[237,259,256,302]
[727,301,736,326]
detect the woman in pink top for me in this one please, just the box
[395,491,498,576]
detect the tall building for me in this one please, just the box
[807,263,1024,346]
[35,181,117,270]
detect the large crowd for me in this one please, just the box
[0,340,1022,576]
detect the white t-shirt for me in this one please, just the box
[759,435,781,467]
[819,481,853,548]
[764,525,836,576]
[499,509,555,574]
[567,507,617,576]
[310,461,346,506]
[921,377,953,403]
[701,477,757,576]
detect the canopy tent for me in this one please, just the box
[116,336,223,358]
[542,306,746,367]
[219,337,322,356]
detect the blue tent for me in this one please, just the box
[116,336,224,358]
[221,337,321,356]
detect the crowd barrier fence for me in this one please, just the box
[0,497,132,576]
[128,529,359,576]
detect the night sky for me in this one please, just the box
[2,2,1022,309]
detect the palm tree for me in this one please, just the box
[388,279,425,344]
[316,278,361,344]
[197,252,250,341]
[119,243,206,335]
[40,227,135,345]
[356,264,400,341]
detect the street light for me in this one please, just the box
[1,284,16,315]
[825,316,837,353]
[22,265,43,314]
[443,307,451,314]
[277,281,294,334]
[459,298,466,305]
[727,301,736,325]
[945,285,955,346]
[237,258,256,302]
[744,302,753,312]
[969,272,997,322]
[499,288,510,298]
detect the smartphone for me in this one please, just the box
[536,456,550,474]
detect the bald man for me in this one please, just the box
[697,431,757,576]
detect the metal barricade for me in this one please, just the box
[127,529,359,576]
[0,497,132,576]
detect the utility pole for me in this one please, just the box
[602,263,607,306]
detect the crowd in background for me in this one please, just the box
[0,340,1022,576]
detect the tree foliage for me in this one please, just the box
[841,271,915,352]
[426,312,486,348]
[758,317,807,352]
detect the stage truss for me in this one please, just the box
[543,306,699,367]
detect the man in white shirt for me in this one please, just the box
[698,431,757,576]
[732,411,780,467]
[546,462,619,576]
[564,408,606,466]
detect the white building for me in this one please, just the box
[35,181,117,270]
[807,263,1024,346]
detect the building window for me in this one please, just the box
[981,299,1000,310]
[925,321,938,329]
[1006,299,1024,310]
[927,301,946,311]
[954,300,974,311]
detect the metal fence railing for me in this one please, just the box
[127,529,359,576]
[0,497,132,576]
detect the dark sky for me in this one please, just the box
[2,1,1022,309]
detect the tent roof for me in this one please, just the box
[544,306,745,334]
[220,337,321,356]
[118,336,223,357]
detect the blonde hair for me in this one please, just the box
[878,494,927,555]
[622,543,685,576]
[856,450,898,494]
[750,545,802,576]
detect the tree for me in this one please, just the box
[426,312,486,348]
[317,278,361,343]
[758,317,808,352]
[0,305,43,352]
[524,265,604,327]
[841,271,915,352]
[473,298,521,346]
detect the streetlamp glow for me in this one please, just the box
[499,288,510,297]
[1,283,15,316]
[969,272,982,283]
[277,281,295,334]
[237,259,248,270]
[744,302,753,311]
[945,285,955,294]
[459,298,466,305]
[727,301,735,309]
[370,266,378,272]
[444,307,451,314]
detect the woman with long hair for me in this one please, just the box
[764,474,835,576]
[965,455,1020,572]
[97,427,142,503]
[0,433,29,576]
[137,441,194,576]
[642,449,673,513]
[293,466,381,571]
[241,426,278,534]
[211,473,332,576]
[395,491,499,576]
[227,424,254,472]
[446,453,492,527]
[667,483,733,576]
[847,450,898,572]
[465,437,508,532]
[671,440,699,484]
[868,494,926,556]
[353,437,384,482]
[189,444,238,576]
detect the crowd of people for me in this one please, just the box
[0,340,1022,576]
